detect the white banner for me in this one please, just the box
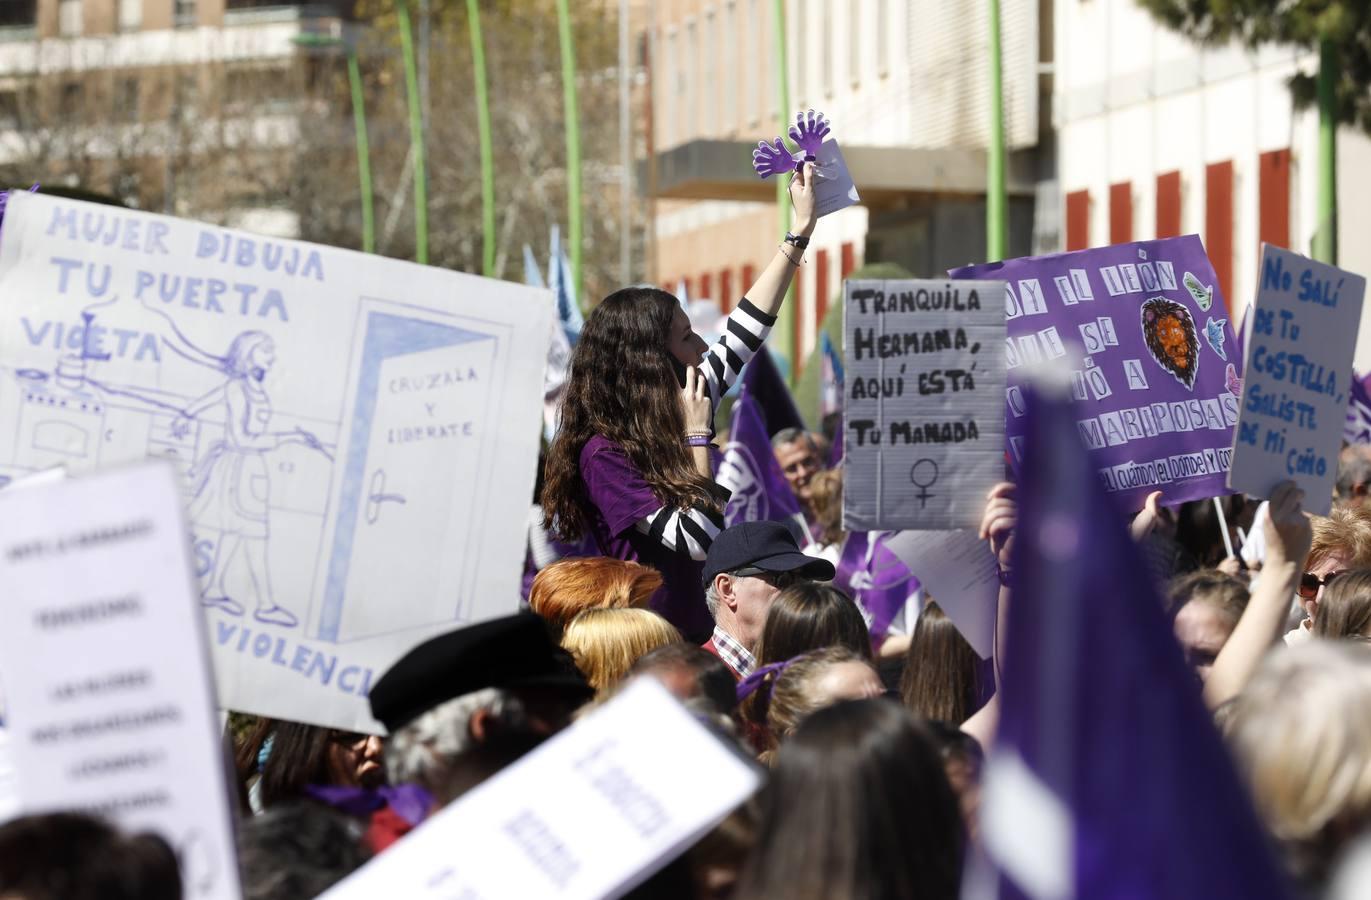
[0,193,553,730]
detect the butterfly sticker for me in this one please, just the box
[1204,316,1229,361]
[1183,271,1213,311]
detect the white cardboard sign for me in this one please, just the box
[0,462,239,899]
[0,193,553,730]
[883,528,999,658]
[320,678,763,900]
[843,279,1008,531]
[1228,245,1367,515]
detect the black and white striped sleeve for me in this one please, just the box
[633,501,726,561]
[700,298,776,409]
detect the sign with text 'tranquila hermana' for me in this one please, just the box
[1228,245,1366,516]
[0,192,553,732]
[952,235,1240,512]
[842,279,1007,531]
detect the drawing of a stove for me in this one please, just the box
[9,358,108,470]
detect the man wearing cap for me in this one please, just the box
[701,520,836,679]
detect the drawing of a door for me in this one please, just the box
[313,308,499,643]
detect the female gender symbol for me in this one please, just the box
[909,459,939,509]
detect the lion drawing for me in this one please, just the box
[1141,297,1200,390]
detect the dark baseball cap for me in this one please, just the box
[702,520,836,586]
[369,612,592,733]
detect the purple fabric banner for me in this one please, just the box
[951,235,1239,512]
[719,350,803,527]
[833,531,920,649]
[1346,371,1371,445]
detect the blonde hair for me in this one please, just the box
[1224,642,1371,885]
[1307,507,1371,572]
[528,557,662,637]
[560,608,682,694]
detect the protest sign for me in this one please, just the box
[320,678,762,900]
[842,279,1006,531]
[1228,245,1366,515]
[883,529,999,658]
[0,192,553,731]
[0,462,239,899]
[952,236,1240,513]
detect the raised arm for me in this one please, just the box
[698,163,818,407]
[1203,481,1309,709]
[961,482,1017,748]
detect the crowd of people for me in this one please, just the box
[6,162,1371,900]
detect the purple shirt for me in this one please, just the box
[579,435,713,641]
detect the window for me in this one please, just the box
[117,77,139,122]
[849,0,861,87]
[745,0,758,124]
[1206,161,1234,307]
[704,8,716,131]
[663,29,676,146]
[876,0,889,76]
[724,1,737,129]
[1155,171,1181,238]
[1065,190,1090,251]
[59,81,83,117]
[118,0,142,32]
[175,0,196,28]
[685,19,697,138]
[821,0,832,97]
[0,90,17,127]
[58,0,80,36]
[1109,182,1132,244]
[1259,149,1291,251]
[0,0,36,28]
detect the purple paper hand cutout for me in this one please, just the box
[788,109,830,159]
[752,138,802,180]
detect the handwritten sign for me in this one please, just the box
[0,462,240,899]
[320,678,762,900]
[883,529,999,657]
[1228,245,1366,515]
[952,236,1240,512]
[0,192,552,731]
[842,279,1007,531]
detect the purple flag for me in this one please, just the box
[952,236,1239,512]
[977,383,1294,900]
[1345,370,1371,445]
[719,349,802,527]
[833,531,920,648]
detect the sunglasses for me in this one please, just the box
[732,568,804,590]
[1298,571,1347,600]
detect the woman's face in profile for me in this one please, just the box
[667,305,709,366]
[249,341,277,378]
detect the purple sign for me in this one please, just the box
[951,235,1239,512]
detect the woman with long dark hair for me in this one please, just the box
[543,165,817,639]
[735,698,965,900]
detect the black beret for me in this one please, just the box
[369,612,591,733]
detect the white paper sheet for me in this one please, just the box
[811,138,861,219]
[0,192,553,730]
[320,678,763,900]
[0,461,240,899]
[883,529,1000,657]
[1228,245,1367,515]
[843,279,1008,531]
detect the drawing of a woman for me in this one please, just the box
[180,331,320,627]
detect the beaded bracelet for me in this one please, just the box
[779,244,802,266]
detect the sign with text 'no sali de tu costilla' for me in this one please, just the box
[842,279,1007,531]
[952,235,1240,513]
[1228,245,1366,516]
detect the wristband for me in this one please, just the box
[783,231,810,249]
[686,435,711,448]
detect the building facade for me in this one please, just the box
[644,0,1049,373]
[1053,0,1371,367]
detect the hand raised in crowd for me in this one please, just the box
[788,161,818,236]
[1262,480,1311,572]
[979,482,1017,570]
[1128,490,1174,543]
[679,364,711,435]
